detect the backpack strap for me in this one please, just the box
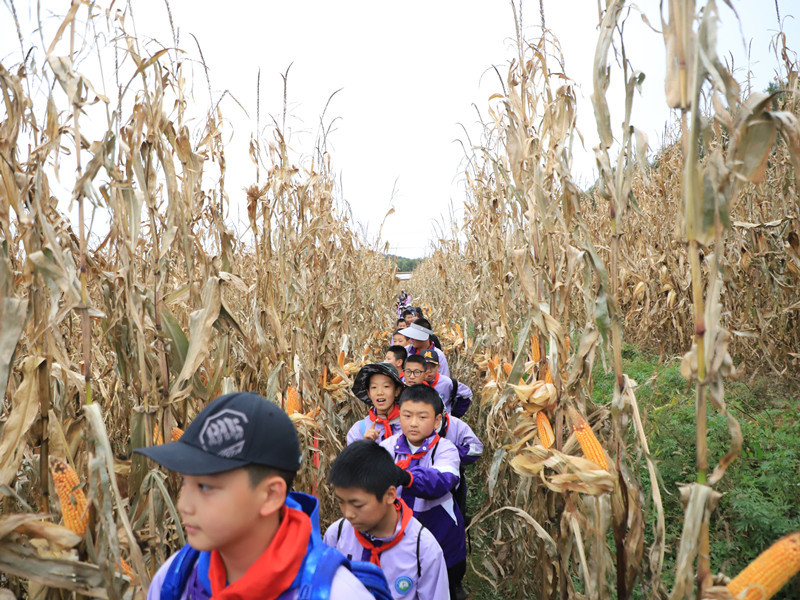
[160,544,200,600]
[416,525,424,579]
[336,518,345,542]
[296,543,345,600]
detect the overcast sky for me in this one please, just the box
[2,1,795,258]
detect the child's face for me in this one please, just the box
[334,486,397,535]
[423,364,438,383]
[404,314,415,326]
[177,468,274,554]
[392,334,409,346]
[404,363,426,385]
[410,337,428,351]
[367,373,400,416]
[399,400,442,445]
[384,351,402,370]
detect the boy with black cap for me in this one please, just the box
[398,323,450,377]
[137,392,375,600]
[346,362,406,445]
[419,349,472,418]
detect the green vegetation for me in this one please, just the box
[463,347,799,599]
[387,254,423,272]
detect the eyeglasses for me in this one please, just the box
[405,369,425,377]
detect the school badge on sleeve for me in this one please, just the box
[394,575,414,595]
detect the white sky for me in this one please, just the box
[2,1,796,258]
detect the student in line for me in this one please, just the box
[419,349,472,418]
[380,385,467,600]
[137,392,375,600]
[398,323,450,377]
[384,345,408,378]
[325,440,450,600]
[347,363,406,445]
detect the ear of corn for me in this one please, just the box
[503,362,513,376]
[531,334,541,363]
[542,365,553,384]
[286,386,301,414]
[727,531,800,600]
[337,350,346,368]
[537,411,555,449]
[153,423,164,445]
[568,408,609,470]
[49,457,88,536]
[171,427,184,441]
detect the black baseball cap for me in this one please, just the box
[351,362,406,404]
[134,392,302,475]
[421,349,439,365]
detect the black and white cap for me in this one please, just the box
[135,392,302,475]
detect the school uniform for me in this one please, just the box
[428,372,472,418]
[440,414,483,467]
[379,433,466,569]
[405,343,450,377]
[346,407,402,445]
[324,503,450,600]
[147,493,374,600]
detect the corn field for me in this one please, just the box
[1,2,799,600]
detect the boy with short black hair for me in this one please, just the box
[392,330,410,347]
[419,349,472,417]
[380,385,467,600]
[398,323,450,376]
[137,392,375,600]
[401,355,426,386]
[347,362,406,445]
[325,441,450,600]
[384,345,407,376]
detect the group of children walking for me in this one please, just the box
[136,300,481,600]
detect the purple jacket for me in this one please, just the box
[324,514,450,600]
[405,344,450,377]
[440,414,483,466]
[429,373,472,418]
[346,414,402,445]
[380,433,465,567]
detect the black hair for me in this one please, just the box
[329,440,403,499]
[397,318,406,326]
[398,384,444,415]
[386,345,408,361]
[414,317,433,330]
[404,354,425,367]
[401,309,414,317]
[244,463,296,492]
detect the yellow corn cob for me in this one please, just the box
[531,334,541,363]
[337,350,346,368]
[153,423,164,445]
[321,365,328,390]
[49,457,88,536]
[286,386,301,414]
[541,365,553,384]
[568,408,608,470]
[536,411,554,449]
[171,427,184,441]
[727,531,800,600]
[119,556,133,578]
[503,362,513,376]
[487,357,498,377]
[330,374,344,385]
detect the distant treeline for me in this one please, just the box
[386,254,422,272]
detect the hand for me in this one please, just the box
[363,420,380,441]
[395,466,412,488]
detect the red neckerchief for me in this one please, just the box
[208,505,311,600]
[399,370,404,379]
[353,499,412,567]
[369,404,400,439]
[396,434,440,470]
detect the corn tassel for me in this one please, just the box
[171,427,184,441]
[727,531,800,600]
[286,386,301,414]
[537,411,554,449]
[49,457,88,536]
[568,408,608,470]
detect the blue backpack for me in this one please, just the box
[159,492,391,600]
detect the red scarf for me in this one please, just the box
[208,505,311,600]
[369,404,400,440]
[353,499,412,567]
[395,434,440,470]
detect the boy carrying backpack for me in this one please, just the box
[137,392,390,600]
